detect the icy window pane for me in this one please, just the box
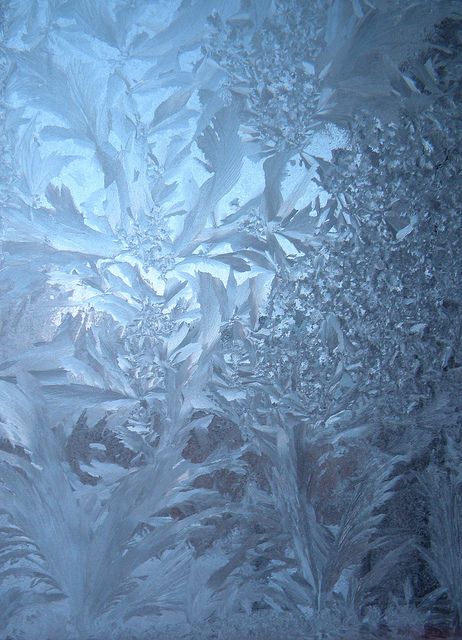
[0,1,461,638]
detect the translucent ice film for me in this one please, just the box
[0,1,461,638]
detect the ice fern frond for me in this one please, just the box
[418,464,462,632]
[323,456,403,593]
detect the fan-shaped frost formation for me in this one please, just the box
[0,1,461,638]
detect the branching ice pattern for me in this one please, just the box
[0,1,461,639]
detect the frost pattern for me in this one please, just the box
[0,1,461,639]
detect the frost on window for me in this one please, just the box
[0,1,461,639]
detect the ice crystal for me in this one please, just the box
[0,1,461,639]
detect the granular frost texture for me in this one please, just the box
[0,1,461,638]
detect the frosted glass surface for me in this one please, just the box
[0,1,461,638]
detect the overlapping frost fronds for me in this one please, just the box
[0,0,461,638]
